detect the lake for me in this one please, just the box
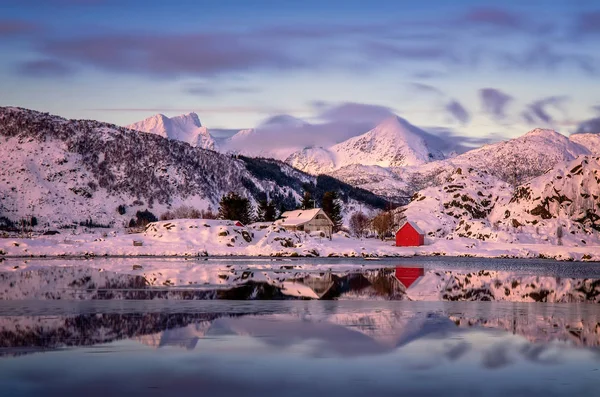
[0,257,599,396]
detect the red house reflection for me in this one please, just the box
[394,266,425,289]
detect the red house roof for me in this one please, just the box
[398,221,424,235]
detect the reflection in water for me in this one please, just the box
[2,302,600,357]
[2,259,600,396]
[0,302,599,396]
[1,264,600,302]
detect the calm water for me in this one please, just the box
[1,257,600,396]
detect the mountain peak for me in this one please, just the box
[173,112,202,127]
[523,128,562,138]
[369,116,418,139]
[126,112,214,150]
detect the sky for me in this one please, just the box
[1,0,599,143]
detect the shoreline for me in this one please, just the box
[1,251,599,262]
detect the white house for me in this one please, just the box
[274,208,334,238]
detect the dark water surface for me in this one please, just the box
[1,257,600,396]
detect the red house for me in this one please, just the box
[395,221,425,247]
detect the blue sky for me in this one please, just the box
[1,0,599,141]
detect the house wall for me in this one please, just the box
[304,219,333,238]
[279,210,334,238]
[395,225,424,246]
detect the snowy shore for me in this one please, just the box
[1,219,599,262]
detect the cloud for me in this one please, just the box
[255,23,388,39]
[522,95,569,125]
[408,82,445,96]
[91,106,291,114]
[445,100,470,124]
[575,11,600,35]
[316,102,394,124]
[574,117,600,134]
[0,19,40,37]
[36,33,304,77]
[17,59,73,77]
[501,43,597,75]
[223,102,400,158]
[362,41,457,63]
[460,7,523,29]
[480,88,513,119]
[423,127,496,150]
[185,84,260,97]
[411,70,445,79]
[593,105,600,115]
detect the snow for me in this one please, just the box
[274,208,329,227]
[399,221,425,235]
[570,133,600,155]
[286,116,444,175]
[126,112,217,150]
[0,218,598,262]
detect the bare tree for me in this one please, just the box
[372,211,394,240]
[349,211,369,238]
[160,205,203,220]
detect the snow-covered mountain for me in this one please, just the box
[0,107,385,228]
[126,112,217,150]
[401,155,600,245]
[448,128,591,186]
[319,127,597,201]
[569,133,600,155]
[286,116,445,175]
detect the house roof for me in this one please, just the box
[274,208,333,227]
[398,220,425,235]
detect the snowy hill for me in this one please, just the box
[0,107,385,228]
[401,156,600,246]
[286,116,445,175]
[490,156,600,243]
[569,133,600,155]
[126,112,217,150]
[448,128,591,186]
[325,127,596,201]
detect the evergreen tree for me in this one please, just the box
[218,192,253,225]
[256,200,277,222]
[301,191,314,209]
[321,191,343,232]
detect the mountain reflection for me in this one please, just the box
[2,305,600,357]
[2,264,600,302]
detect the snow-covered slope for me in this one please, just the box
[401,167,513,241]
[286,127,596,202]
[286,116,444,175]
[127,112,216,150]
[0,107,387,228]
[448,128,591,186]
[490,156,600,244]
[569,133,600,155]
[283,147,336,174]
[400,155,600,246]
[329,116,444,168]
